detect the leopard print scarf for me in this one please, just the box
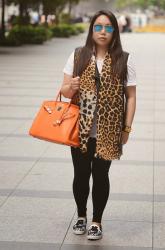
[72,50,125,161]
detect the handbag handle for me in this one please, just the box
[55,90,73,113]
[55,89,77,105]
[55,90,62,102]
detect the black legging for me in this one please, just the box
[71,137,112,223]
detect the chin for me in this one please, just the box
[97,41,108,47]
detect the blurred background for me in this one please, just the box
[0,0,165,45]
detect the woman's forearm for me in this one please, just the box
[124,96,136,127]
[61,84,77,99]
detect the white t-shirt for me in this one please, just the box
[63,51,137,137]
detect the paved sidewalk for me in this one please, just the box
[0,32,165,250]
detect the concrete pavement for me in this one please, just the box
[0,31,165,250]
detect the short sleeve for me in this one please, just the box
[125,54,137,86]
[63,51,74,76]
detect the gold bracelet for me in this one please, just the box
[123,126,132,133]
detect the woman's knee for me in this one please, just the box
[92,159,111,178]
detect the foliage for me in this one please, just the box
[68,0,81,15]
[5,0,85,26]
[0,0,85,45]
[74,23,86,33]
[42,0,67,25]
[50,24,76,37]
[50,23,85,37]
[42,0,67,15]
[6,25,52,45]
[60,13,71,24]
[7,0,40,25]
[0,0,5,41]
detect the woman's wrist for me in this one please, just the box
[68,83,77,98]
[123,125,132,133]
[70,80,79,94]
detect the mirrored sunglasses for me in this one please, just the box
[93,24,114,33]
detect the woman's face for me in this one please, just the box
[92,15,114,48]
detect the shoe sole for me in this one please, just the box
[73,229,86,235]
[87,235,102,240]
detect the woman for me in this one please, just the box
[61,10,136,240]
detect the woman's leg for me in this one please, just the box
[71,138,96,217]
[91,157,112,223]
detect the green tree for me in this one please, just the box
[68,0,80,16]
[0,0,6,41]
[5,0,86,27]
[7,0,40,25]
[42,0,68,25]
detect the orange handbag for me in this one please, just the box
[29,91,80,147]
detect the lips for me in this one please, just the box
[98,37,106,41]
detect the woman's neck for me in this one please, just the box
[95,46,108,59]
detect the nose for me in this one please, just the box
[100,26,106,34]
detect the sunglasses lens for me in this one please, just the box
[105,26,114,33]
[94,25,102,32]
[94,24,114,33]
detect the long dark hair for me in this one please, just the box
[76,10,128,83]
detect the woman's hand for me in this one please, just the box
[70,76,80,91]
[121,131,129,145]
[61,74,80,99]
